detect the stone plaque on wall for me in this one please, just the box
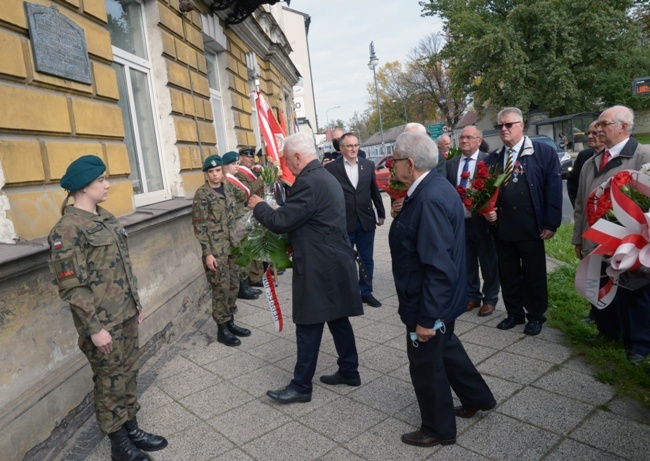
[24,3,92,85]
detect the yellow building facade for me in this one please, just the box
[0,1,300,459]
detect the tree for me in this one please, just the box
[420,0,650,115]
[405,33,468,126]
[348,109,374,142]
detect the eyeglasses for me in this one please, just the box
[459,135,480,140]
[598,121,618,127]
[341,144,360,148]
[495,121,522,130]
[585,130,599,136]
[385,157,409,169]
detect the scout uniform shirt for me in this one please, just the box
[192,181,238,258]
[49,206,140,338]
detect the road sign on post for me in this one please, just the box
[426,123,444,139]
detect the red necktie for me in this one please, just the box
[599,150,611,171]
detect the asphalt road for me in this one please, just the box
[562,179,574,224]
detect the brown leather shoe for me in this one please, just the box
[401,430,456,447]
[467,301,480,312]
[478,303,495,317]
[454,399,497,418]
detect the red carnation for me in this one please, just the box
[472,178,486,191]
[612,171,633,188]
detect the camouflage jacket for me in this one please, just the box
[192,181,237,258]
[48,206,140,337]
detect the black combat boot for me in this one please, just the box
[237,280,260,300]
[227,316,251,337]
[108,427,151,461]
[124,417,168,452]
[217,323,241,346]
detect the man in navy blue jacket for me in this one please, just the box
[484,107,562,336]
[389,132,495,448]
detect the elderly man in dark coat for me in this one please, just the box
[248,132,364,404]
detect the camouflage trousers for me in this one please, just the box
[248,260,264,285]
[79,315,140,434]
[205,255,239,324]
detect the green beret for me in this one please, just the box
[202,155,222,171]
[222,151,240,165]
[60,155,106,192]
[239,147,256,157]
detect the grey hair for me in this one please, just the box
[436,134,451,144]
[395,132,439,171]
[497,107,523,122]
[283,132,316,157]
[609,105,635,132]
[404,122,427,133]
[462,125,483,137]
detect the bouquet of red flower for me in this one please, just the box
[576,167,650,308]
[379,157,408,200]
[455,161,506,215]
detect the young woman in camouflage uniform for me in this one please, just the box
[49,155,166,461]
[222,151,262,300]
[192,154,252,346]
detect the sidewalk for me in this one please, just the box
[54,196,650,461]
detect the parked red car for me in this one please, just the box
[372,154,393,190]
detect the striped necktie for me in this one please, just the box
[503,148,514,185]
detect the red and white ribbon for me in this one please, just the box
[238,165,257,182]
[262,266,283,332]
[226,173,250,200]
[575,170,650,307]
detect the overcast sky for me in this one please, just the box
[290,1,443,131]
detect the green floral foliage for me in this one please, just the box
[231,224,292,270]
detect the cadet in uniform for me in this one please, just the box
[49,155,167,461]
[237,146,265,288]
[192,154,251,346]
[222,151,261,300]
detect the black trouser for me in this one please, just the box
[406,321,494,439]
[495,238,548,321]
[290,317,359,393]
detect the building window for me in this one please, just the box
[205,51,228,154]
[105,0,168,205]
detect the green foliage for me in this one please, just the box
[420,0,650,115]
[231,224,292,270]
[447,146,462,160]
[542,225,650,406]
[544,225,577,263]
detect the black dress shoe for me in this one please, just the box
[401,430,455,447]
[320,372,361,387]
[524,319,543,336]
[266,386,311,404]
[362,295,382,307]
[496,317,525,330]
[454,398,497,418]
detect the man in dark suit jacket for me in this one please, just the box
[389,131,495,447]
[566,120,604,208]
[446,126,499,317]
[325,133,386,307]
[249,133,364,404]
[484,107,563,336]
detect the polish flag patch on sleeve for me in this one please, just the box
[53,241,63,250]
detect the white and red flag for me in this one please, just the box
[254,90,281,162]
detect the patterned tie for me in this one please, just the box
[460,157,472,187]
[599,150,611,172]
[503,148,514,185]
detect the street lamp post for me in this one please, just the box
[368,41,385,156]
[325,105,341,131]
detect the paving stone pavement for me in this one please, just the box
[53,196,650,461]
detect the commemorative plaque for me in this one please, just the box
[24,3,92,84]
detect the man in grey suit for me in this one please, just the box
[446,126,499,317]
[248,133,364,403]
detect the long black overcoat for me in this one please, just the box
[253,159,363,324]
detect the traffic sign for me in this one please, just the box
[426,123,444,139]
